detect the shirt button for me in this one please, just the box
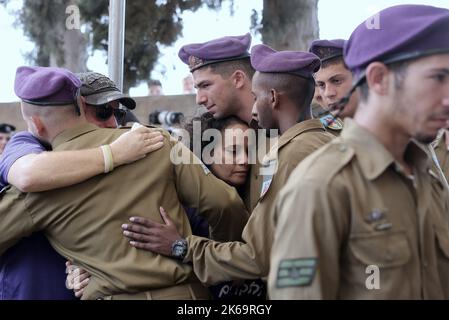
[423,261,428,268]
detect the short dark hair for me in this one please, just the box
[321,56,348,70]
[148,79,162,87]
[359,59,410,102]
[183,112,248,163]
[255,72,315,120]
[207,58,255,80]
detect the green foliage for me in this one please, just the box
[6,0,72,66]
[79,0,224,92]
[2,0,227,92]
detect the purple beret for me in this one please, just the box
[345,5,449,76]
[179,33,252,72]
[309,39,346,62]
[15,66,81,106]
[250,44,321,78]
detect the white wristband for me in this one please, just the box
[100,145,114,173]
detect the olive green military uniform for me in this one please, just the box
[243,157,264,212]
[0,124,249,300]
[432,129,449,182]
[183,119,334,284]
[269,119,449,299]
[242,123,274,212]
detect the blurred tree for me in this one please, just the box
[1,0,318,92]
[1,0,225,92]
[251,0,319,51]
[77,0,226,92]
[0,0,88,71]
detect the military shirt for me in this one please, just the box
[269,118,449,299]
[0,124,249,300]
[242,122,275,212]
[319,114,343,137]
[184,119,334,285]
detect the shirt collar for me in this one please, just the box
[263,119,326,162]
[341,118,430,180]
[278,119,326,150]
[52,123,99,148]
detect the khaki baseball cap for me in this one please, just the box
[77,72,136,109]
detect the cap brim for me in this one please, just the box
[84,91,136,109]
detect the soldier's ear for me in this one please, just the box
[270,88,280,109]
[365,62,390,97]
[231,70,247,89]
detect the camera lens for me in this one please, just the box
[149,111,185,127]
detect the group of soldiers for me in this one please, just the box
[0,4,449,300]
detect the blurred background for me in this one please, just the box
[1,0,448,129]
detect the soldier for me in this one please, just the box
[179,33,264,212]
[309,39,358,136]
[0,66,249,300]
[0,123,15,155]
[77,72,137,128]
[119,45,334,293]
[0,71,164,300]
[269,4,449,299]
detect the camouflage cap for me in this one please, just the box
[77,72,136,109]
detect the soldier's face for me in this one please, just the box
[251,72,275,129]
[315,62,358,118]
[84,101,119,128]
[210,123,250,187]
[193,67,239,119]
[392,54,449,144]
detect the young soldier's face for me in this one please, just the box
[193,67,239,119]
[251,72,276,130]
[315,62,358,118]
[393,54,449,143]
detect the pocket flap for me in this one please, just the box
[349,231,411,268]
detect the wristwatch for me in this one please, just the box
[171,239,188,260]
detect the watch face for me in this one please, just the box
[173,245,185,257]
[172,240,187,259]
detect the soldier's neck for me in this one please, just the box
[354,107,411,170]
[237,90,255,125]
[48,117,88,143]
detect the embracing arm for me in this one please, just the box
[8,127,164,192]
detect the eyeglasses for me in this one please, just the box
[93,103,127,124]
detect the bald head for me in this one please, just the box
[21,100,85,142]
